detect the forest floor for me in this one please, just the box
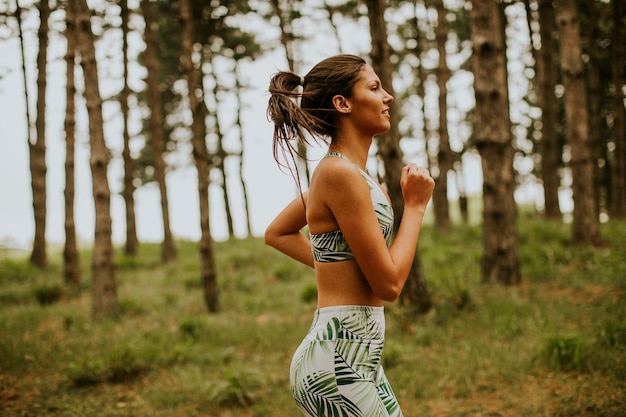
[1,218,625,416]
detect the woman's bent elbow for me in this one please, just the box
[374,284,403,303]
[264,229,277,248]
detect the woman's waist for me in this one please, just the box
[306,304,386,340]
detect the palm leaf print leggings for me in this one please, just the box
[290,306,404,417]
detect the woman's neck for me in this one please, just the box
[329,134,372,170]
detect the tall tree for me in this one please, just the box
[365,0,432,313]
[270,0,310,188]
[28,0,50,268]
[140,0,176,261]
[180,0,218,312]
[586,0,605,220]
[234,60,252,237]
[432,0,452,231]
[536,0,562,219]
[609,0,626,218]
[554,0,601,245]
[206,60,234,239]
[63,0,80,286]
[73,0,117,318]
[120,0,138,256]
[470,0,520,285]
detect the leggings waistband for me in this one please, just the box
[307,305,386,340]
[314,305,384,320]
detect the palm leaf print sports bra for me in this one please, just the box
[310,152,394,263]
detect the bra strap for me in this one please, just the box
[325,151,346,159]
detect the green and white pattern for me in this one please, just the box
[310,152,394,263]
[290,306,404,417]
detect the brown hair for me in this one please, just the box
[266,54,366,175]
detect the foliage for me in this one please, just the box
[0,219,624,416]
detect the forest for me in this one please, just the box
[0,0,625,415]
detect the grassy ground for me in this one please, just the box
[1,219,625,416]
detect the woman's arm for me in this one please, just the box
[264,191,315,268]
[320,162,434,301]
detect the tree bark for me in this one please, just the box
[29,0,50,268]
[180,0,219,312]
[470,0,521,285]
[365,0,432,313]
[554,0,602,245]
[120,0,138,256]
[140,0,176,261]
[73,0,117,318]
[234,61,252,237]
[207,61,234,239]
[609,0,626,218]
[433,0,452,231]
[585,0,606,221]
[536,0,562,219]
[270,0,310,188]
[64,0,81,286]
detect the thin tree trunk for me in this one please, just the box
[73,0,117,318]
[537,0,562,219]
[206,60,234,239]
[180,0,218,312]
[64,0,80,286]
[120,0,138,256]
[270,0,310,188]
[470,0,521,285]
[234,61,252,237]
[554,0,601,245]
[29,0,50,268]
[586,0,605,220]
[609,0,626,218]
[140,0,176,261]
[454,161,469,224]
[433,0,452,231]
[365,0,432,313]
[323,0,344,54]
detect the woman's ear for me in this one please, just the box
[332,95,351,114]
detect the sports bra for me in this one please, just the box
[310,152,394,263]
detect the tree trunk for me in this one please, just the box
[585,0,605,221]
[554,0,601,245]
[207,61,235,239]
[63,0,81,286]
[29,0,50,268]
[270,0,310,188]
[234,61,252,237]
[73,0,117,318]
[470,0,521,285]
[120,0,138,256]
[180,0,219,312]
[365,0,432,313]
[536,0,562,219]
[433,0,452,231]
[140,0,176,261]
[609,0,626,218]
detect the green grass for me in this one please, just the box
[0,219,625,416]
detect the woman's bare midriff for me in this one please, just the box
[314,260,384,308]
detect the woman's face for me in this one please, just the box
[346,65,394,136]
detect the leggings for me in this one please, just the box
[290,305,404,417]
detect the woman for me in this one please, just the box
[265,54,434,417]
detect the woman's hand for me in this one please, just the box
[400,164,435,210]
[264,192,315,268]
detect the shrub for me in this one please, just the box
[300,282,317,303]
[32,283,63,305]
[208,369,257,408]
[541,334,589,372]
